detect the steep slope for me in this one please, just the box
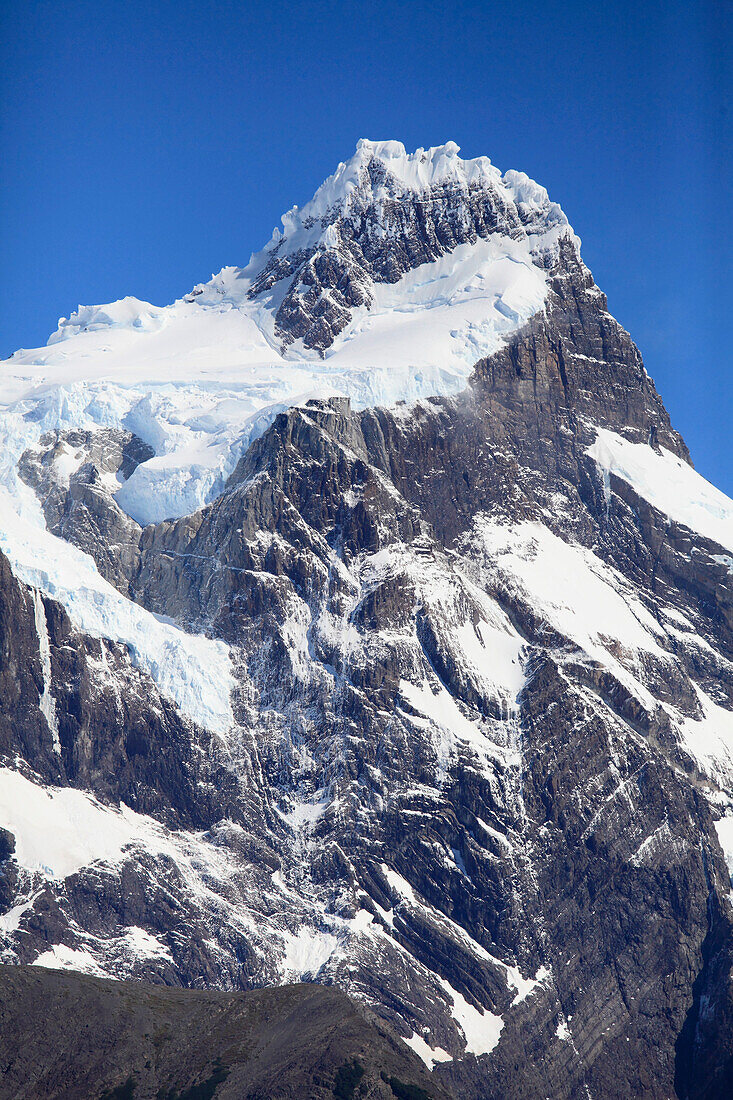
[1,142,733,1100]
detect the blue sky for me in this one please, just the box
[1,0,730,491]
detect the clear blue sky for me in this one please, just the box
[2,1,730,492]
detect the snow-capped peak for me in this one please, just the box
[265,139,498,245]
[235,138,574,289]
[255,139,570,259]
[2,139,579,531]
[183,138,577,361]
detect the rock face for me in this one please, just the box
[1,143,733,1100]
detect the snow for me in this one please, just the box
[381,863,418,905]
[507,964,550,1005]
[438,976,504,1057]
[669,685,733,782]
[252,139,573,259]
[279,926,339,979]
[120,926,174,961]
[0,766,287,973]
[279,797,330,830]
[0,894,42,935]
[400,677,514,767]
[2,141,571,527]
[556,1019,571,1041]
[31,927,172,974]
[0,408,234,734]
[404,1032,453,1069]
[471,519,666,660]
[379,858,541,1027]
[49,297,165,343]
[33,945,107,976]
[588,427,733,552]
[475,818,513,851]
[0,766,249,924]
[0,768,173,879]
[468,517,671,714]
[0,141,570,765]
[714,814,733,883]
[31,589,60,752]
[301,237,551,392]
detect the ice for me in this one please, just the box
[0,400,234,734]
[49,297,165,343]
[588,427,733,553]
[0,497,235,734]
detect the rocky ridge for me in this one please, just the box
[0,963,446,1100]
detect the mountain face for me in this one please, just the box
[1,141,733,1100]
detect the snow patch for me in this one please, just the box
[280,927,339,979]
[672,686,733,783]
[508,964,550,1005]
[588,427,733,553]
[715,815,733,885]
[438,976,504,1058]
[33,945,107,976]
[403,1032,453,1070]
[556,1019,571,1041]
[0,768,171,880]
[467,517,672,716]
[120,926,174,961]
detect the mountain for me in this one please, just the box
[1,140,733,1100]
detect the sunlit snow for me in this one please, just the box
[588,427,733,553]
